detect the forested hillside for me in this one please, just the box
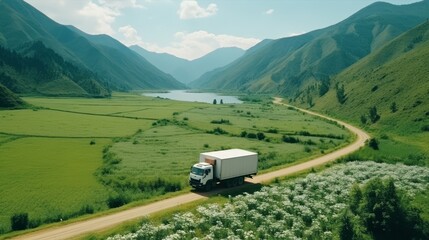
[191,1,429,96]
[0,0,184,91]
[311,21,429,135]
[0,42,110,97]
[0,83,25,108]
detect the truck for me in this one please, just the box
[189,149,258,191]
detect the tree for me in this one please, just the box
[360,115,368,124]
[349,184,362,214]
[338,209,357,240]
[319,81,330,97]
[361,178,401,239]
[257,132,266,140]
[390,102,397,113]
[368,138,379,150]
[213,99,217,104]
[336,84,346,104]
[220,99,223,104]
[369,106,380,123]
[11,213,29,230]
[343,178,428,240]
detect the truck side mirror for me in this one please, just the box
[205,169,209,175]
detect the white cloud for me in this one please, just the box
[265,9,274,15]
[136,31,260,60]
[178,0,218,19]
[98,0,144,10]
[288,32,306,37]
[118,25,143,45]
[78,2,119,35]
[25,0,144,35]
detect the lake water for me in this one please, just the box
[143,90,243,104]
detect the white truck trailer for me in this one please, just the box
[189,149,258,191]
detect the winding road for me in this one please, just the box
[12,99,370,240]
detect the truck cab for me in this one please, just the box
[189,163,214,190]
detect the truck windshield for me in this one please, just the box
[191,167,204,176]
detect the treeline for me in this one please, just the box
[338,178,428,239]
[0,42,110,97]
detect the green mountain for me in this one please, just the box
[0,83,25,108]
[313,21,429,136]
[0,0,184,91]
[191,1,429,95]
[0,42,110,97]
[130,46,245,84]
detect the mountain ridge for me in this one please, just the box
[131,46,245,84]
[0,41,111,97]
[311,21,429,134]
[191,0,429,95]
[0,0,184,91]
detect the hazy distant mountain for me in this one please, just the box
[0,0,184,91]
[191,1,429,95]
[130,46,245,84]
[312,21,429,134]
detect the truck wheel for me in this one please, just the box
[238,177,244,185]
[205,181,212,191]
[232,178,239,187]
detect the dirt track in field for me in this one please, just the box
[12,98,369,240]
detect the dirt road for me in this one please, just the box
[12,99,369,240]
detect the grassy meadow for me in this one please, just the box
[0,93,351,234]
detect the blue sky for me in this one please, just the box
[25,0,419,60]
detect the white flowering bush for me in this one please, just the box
[108,162,429,240]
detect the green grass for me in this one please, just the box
[0,138,110,232]
[0,93,351,234]
[306,22,429,166]
[0,109,152,138]
[100,99,350,205]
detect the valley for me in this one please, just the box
[0,94,352,236]
[0,0,428,239]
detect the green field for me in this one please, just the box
[0,93,351,233]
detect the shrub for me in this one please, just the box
[11,213,28,231]
[282,135,300,143]
[422,125,429,132]
[210,119,230,125]
[304,139,316,145]
[369,106,380,123]
[203,144,209,148]
[267,128,278,134]
[90,140,96,145]
[298,131,310,136]
[360,115,367,124]
[208,127,228,135]
[107,194,129,208]
[304,146,312,153]
[336,84,346,104]
[240,131,247,137]
[247,133,257,139]
[368,138,379,150]
[390,102,397,113]
[257,132,266,140]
